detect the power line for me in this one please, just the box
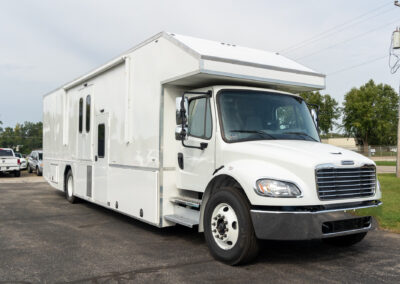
[327,54,388,76]
[279,1,393,54]
[295,18,400,60]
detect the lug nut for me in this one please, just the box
[213,229,216,233]
[215,234,219,238]
[224,221,228,225]
[223,234,227,238]
[221,215,225,219]
[225,228,228,232]
[217,214,221,218]
[213,217,217,220]
[212,222,216,226]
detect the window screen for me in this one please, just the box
[98,124,105,158]
[86,95,91,132]
[188,97,212,139]
[79,98,83,133]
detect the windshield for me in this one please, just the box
[38,153,43,160]
[0,149,14,156]
[217,90,320,143]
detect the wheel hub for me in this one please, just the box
[211,203,239,250]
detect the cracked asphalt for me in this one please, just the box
[0,178,399,283]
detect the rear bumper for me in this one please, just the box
[0,166,20,172]
[250,201,382,240]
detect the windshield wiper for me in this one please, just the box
[283,131,319,142]
[230,130,276,140]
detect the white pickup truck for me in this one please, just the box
[0,148,21,177]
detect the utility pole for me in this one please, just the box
[394,2,400,177]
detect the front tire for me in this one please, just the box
[28,165,33,173]
[65,170,76,204]
[323,232,367,246]
[204,186,259,265]
[36,167,42,176]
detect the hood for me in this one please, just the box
[224,140,373,169]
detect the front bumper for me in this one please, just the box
[250,201,382,240]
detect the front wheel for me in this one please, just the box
[204,187,259,265]
[28,165,33,173]
[36,167,42,176]
[323,232,367,246]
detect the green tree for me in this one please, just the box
[342,79,398,151]
[0,120,3,133]
[299,91,340,135]
[0,121,42,154]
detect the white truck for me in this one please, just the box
[43,32,381,265]
[0,148,21,177]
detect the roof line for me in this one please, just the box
[200,55,326,78]
[43,32,167,97]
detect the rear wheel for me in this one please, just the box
[204,186,259,265]
[65,170,76,204]
[323,232,367,246]
[14,170,20,177]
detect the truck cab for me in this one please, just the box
[173,85,381,264]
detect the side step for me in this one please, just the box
[170,197,201,209]
[164,214,199,228]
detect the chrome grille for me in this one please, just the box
[316,165,376,200]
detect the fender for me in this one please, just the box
[199,158,316,232]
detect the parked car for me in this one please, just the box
[0,148,21,177]
[27,150,43,176]
[14,152,27,170]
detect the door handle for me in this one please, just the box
[95,155,98,162]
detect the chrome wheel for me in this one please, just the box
[211,203,239,250]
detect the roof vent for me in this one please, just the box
[220,42,236,47]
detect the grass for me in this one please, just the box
[356,174,400,233]
[375,161,397,166]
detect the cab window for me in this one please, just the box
[188,97,212,139]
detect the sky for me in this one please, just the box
[0,0,399,128]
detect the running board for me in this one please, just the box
[164,214,199,228]
[170,197,201,209]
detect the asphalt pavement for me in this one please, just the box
[0,174,399,283]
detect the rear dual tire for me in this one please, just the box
[204,187,259,265]
[65,170,76,204]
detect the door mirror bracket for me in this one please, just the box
[175,90,212,150]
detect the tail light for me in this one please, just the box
[17,159,21,165]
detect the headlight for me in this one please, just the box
[255,179,302,198]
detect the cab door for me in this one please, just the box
[93,113,109,205]
[177,95,215,192]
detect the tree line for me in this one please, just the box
[300,79,399,148]
[0,121,42,154]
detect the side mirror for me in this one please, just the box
[176,97,188,125]
[175,125,188,140]
[310,108,318,128]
